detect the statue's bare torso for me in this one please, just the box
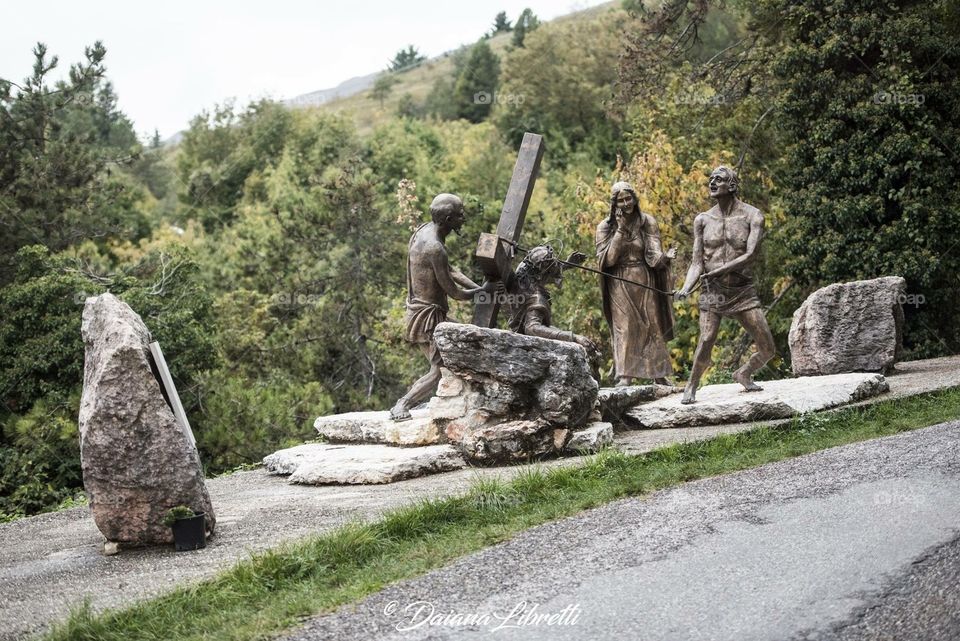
[407,223,454,310]
[697,201,763,286]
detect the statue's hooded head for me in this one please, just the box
[430,193,465,232]
[608,181,639,225]
[708,166,740,199]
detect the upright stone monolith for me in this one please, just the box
[79,293,214,545]
[789,276,905,376]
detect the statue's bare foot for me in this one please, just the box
[389,401,412,422]
[616,377,633,387]
[733,369,763,392]
[681,384,697,404]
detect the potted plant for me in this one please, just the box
[162,506,206,551]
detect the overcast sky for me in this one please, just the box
[3,0,609,140]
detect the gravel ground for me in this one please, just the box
[823,534,960,641]
[1,355,958,640]
[283,420,960,641]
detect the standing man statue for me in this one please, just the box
[390,194,496,421]
[675,166,776,404]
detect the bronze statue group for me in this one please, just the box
[389,165,774,421]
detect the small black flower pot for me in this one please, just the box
[171,513,206,551]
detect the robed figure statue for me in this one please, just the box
[596,181,676,386]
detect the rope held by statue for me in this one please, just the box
[499,238,701,297]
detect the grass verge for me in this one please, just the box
[46,387,960,641]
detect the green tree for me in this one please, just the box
[370,73,400,107]
[512,8,541,47]
[395,92,420,119]
[176,98,292,230]
[425,48,470,121]
[496,9,622,155]
[768,0,960,355]
[492,11,513,34]
[453,40,501,123]
[389,45,426,72]
[0,42,145,284]
[130,129,175,200]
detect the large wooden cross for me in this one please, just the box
[472,132,545,327]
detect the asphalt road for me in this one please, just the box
[284,420,960,641]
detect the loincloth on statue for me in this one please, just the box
[699,274,761,316]
[404,298,447,365]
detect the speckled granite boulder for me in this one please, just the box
[79,294,214,545]
[789,277,905,376]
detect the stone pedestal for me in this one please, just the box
[430,323,598,463]
[314,409,441,446]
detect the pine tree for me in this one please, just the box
[0,42,141,284]
[492,11,512,34]
[512,8,541,47]
[453,40,501,122]
[389,45,426,72]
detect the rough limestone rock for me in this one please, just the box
[263,443,465,484]
[444,419,561,462]
[565,422,614,453]
[79,294,215,545]
[628,373,889,429]
[789,277,906,376]
[431,323,598,463]
[598,385,680,428]
[314,409,441,446]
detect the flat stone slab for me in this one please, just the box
[565,422,614,453]
[627,373,889,429]
[598,385,681,428]
[263,443,465,484]
[313,409,441,446]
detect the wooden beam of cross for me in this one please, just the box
[472,132,545,328]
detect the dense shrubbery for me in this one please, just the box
[2,1,957,518]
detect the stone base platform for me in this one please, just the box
[263,443,465,484]
[314,409,442,446]
[598,384,681,428]
[627,373,889,429]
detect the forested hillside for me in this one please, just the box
[2,0,957,520]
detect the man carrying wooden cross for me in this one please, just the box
[390,132,544,420]
[389,193,497,422]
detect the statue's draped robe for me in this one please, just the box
[596,213,674,379]
[507,286,571,342]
